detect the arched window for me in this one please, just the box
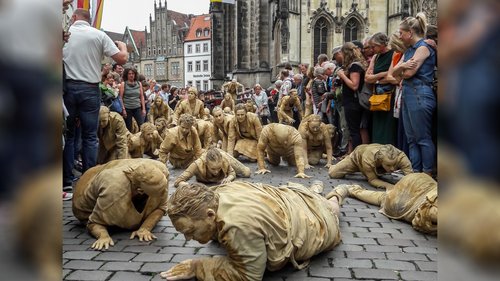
[313,18,328,63]
[344,18,360,43]
[204,28,210,37]
[196,29,202,37]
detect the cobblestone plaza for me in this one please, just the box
[63,161,437,280]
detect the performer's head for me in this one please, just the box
[167,183,219,244]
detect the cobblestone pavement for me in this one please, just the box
[63,160,437,281]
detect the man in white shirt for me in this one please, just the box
[62,8,128,190]
[159,84,171,104]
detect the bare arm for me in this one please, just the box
[161,227,267,281]
[384,52,403,85]
[277,98,292,123]
[110,41,128,65]
[364,55,381,84]
[401,46,431,79]
[397,153,414,175]
[301,133,310,168]
[129,208,165,242]
[293,141,307,177]
[295,97,303,119]
[158,135,174,164]
[174,162,198,187]
[221,165,236,184]
[192,130,204,159]
[256,134,269,172]
[139,82,145,114]
[254,116,262,140]
[138,209,164,232]
[227,121,236,156]
[338,71,361,91]
[323,129,333,167]
[363,166,394,189]
[87,223,113,250]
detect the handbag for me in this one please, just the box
[349,61,372,110]
[358,82,373,110]
[109,98,123,113]
[369,92,392,111]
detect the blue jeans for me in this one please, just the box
[401,81,436,173]
[63,81,100,185]
[124,107,144,131]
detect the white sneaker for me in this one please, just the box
[63,192,73,201]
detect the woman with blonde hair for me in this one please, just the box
[337,42,367,152]
[393,12,436,176]
[386,33,409,155]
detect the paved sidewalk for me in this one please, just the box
[63,161,437,280]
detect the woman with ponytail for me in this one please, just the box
[393,13,437,176]
[337,42,368,152]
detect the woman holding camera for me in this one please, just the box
[337,42,367,152]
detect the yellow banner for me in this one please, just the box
[92,0,104,29]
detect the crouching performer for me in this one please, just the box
[97,106,130,164]
[331,173,437,234]
[328,144,413,189]
[298,114,335,168]
[158,114,204,169]
[174,147,251,187]
[72,159,169,250]
[256,123,310,178]
[160,180,341,280]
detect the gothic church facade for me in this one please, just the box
[210,0,437,89]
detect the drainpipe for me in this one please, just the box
[386,0,389,34]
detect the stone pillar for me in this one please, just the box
[279,0,289,58]
[210,2,225,89]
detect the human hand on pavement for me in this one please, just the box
[91,236,114,250]
[130,228,157,242]
[255,169,271,175]
[160,259,196,280]
[294,172,311,179]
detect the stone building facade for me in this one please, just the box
[184,15,212,91]
[131,0,191,87]
[210,0,437,89]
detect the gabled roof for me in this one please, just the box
[130,29,146,48]
[167,9,190,29]
[123,27,147,56]
[185,14,211,42]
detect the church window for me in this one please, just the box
[313,18,328,63]
[344,18,360,43]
